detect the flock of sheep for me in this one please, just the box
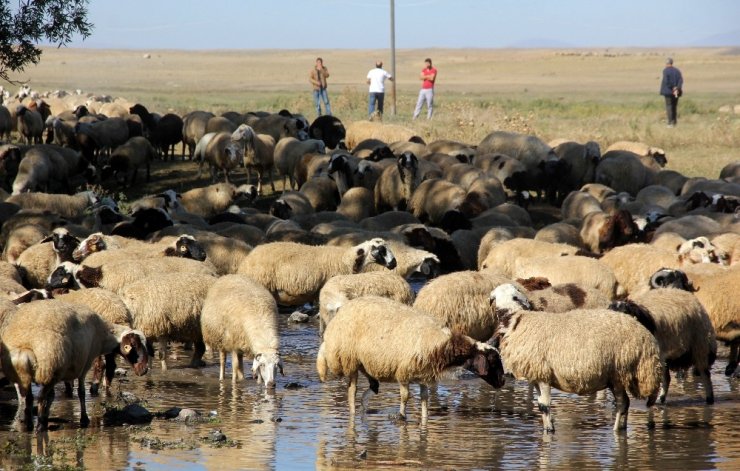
[0,86,738,436]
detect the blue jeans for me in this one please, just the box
[368,92,385,116]
[313,88,331,116]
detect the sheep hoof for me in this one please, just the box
[80,415,90,428]
[724,363,738,377]
[35,418,49,433]
[658,395,666,404]
[189,359,207,368]
[706,395,715,405]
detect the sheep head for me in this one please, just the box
[115,329,149,376]
[489,284,532,337]
[231,124,254,143]
[164,234,207,261]
[367,145,394,162]
[465,342,506,389]
[11,288,53,305]
[414,254,440,279]
[73,233,110,262]
[396,151,418,182]
[352,238,397,272]
[677,237,725,265]
[252,352,283,389]
[40,227,80,262]
[47,262,82,290]
[649,268,695,292]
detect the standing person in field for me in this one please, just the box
[660,57,683,128]
[366,60,393,118]
[413,58,437,120]
[310,57,332,116]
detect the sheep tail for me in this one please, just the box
[9,348,36,391]
[316,342,328,382]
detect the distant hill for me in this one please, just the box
[692,29,740,47]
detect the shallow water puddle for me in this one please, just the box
[1,315,739,470]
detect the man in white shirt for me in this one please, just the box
[366,61,393,118]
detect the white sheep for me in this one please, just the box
[236,238,397,306]
[344,120,416,150]
[274,138,326,190]
[200,274,282,385]
[490,283,662,432]
[119,272,217,371]
[198,124,255,183]
[599,244,681,298]
[0,300,148,431]
[14,227,80,288]
[316,296,505,419]
[180,182,251,218]
[413,270,514,342]
[610,287,716,404]
[515,277,611,312]
[361,240,439,279]
[318,271,414,335]
[243,132,276,194]
[671,265,740,376]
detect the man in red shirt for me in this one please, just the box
[412,58,437,120]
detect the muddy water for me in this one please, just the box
[1,314,739,470]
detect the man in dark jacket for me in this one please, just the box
[660,57,683,127]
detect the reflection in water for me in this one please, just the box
[0,316,738,469]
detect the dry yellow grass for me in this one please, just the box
[7,46,740,180]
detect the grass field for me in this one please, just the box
[7,46,740,180]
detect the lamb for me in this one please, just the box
[198,124,255,183]
[107,136,155,186]
[610,287,716,404]
[243,132,276,194]
[664,266,740,376]
[316,296,505,419]
[413,270,514,342]
[274,138,326,190]
[118,272,217,370]
[200,274,282,385]
[0,300,148,431]
[344,120,416,150]
[236,238,397,306]
[490,283,662,432]
[374,152,422,212]
[5,191,97,220]
[318,271,414,335]
[478,238,581,276]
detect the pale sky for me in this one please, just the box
[61,0,739,50]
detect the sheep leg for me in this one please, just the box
[15,384,34,431]
[726,343,739,376]
[420,384,430,420]
[63,381,74,398]
[218,351,226,381]
[658,362,671,404]
[77,378,90,428]
[537,382,554,433]
[189,340,207,368]
[268,168,276,194]
[35,384,55,432]
[158,339,168,371]
[398,382,410,420]
[613,389,630,431]
[360,371,379,413]
[236,352,245,381]
[347,371,358,416]
[699,367,714,404]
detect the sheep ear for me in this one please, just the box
[39,235,54,244]
[77,265,102,288]
[353,248,366,273]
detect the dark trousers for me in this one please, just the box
[664,95,679,125]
